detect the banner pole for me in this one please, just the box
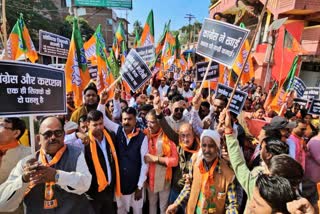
[29,116,35,156]
[225,0,269,109]
[106,75,122,91]
[199,59,212,92]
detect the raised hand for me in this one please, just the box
[153,96,162,115]
[192,93,202,111]
[100,88,109,105]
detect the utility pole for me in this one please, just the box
[184,13,195,50]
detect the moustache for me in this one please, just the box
[48,140,59,145]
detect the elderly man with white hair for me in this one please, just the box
[166,130,238,214]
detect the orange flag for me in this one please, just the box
[6,14,38,63]
[233,40,254,85]
[65,18,91,108]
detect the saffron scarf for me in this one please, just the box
[127,127,140,140]
[179,138,200,154]
[0,140,19,153]
[144,128,173,181]
[40,144,67,209]
[198,158,219,200]
[88,129,121,196]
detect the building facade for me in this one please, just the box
[209,0,320,88]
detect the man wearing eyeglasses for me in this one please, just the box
[0,116,94,213]
[0,117,30,214]
[181,80,194,101]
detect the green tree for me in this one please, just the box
[133,20,143,35]
[6,0,64,49]
[59,16,95,42]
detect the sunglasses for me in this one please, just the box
[174,108,184,113]
[40,130,64,139]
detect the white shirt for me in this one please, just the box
[0,152,91,212]
[96,137,112,183]
[64,133,85,151]
[97,104,148,189]
[158,85,169,98]
[182,89,194,99]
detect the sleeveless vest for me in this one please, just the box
[116,126,145,195]
[24,145,94,214]
[84,129,116,201]
[186,154,235,214]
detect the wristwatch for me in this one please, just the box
[55,170,60,183]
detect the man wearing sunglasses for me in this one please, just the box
[165,95,189,133]
[0,116,93,213]
[191,92,228,137]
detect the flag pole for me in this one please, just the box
[29,116,35,155]
[225,0,269,109]
[106,75,122,91]
[199,59,212,92]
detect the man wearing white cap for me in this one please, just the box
[167,130,237,214]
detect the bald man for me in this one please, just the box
[0,116,93,213]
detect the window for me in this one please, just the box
[106,18,113,26]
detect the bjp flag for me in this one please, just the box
[65,18,90,108]
[233,40,254,85]
[6,13,38,63]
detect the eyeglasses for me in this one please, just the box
[174,108,184,113]
[40,130,64,139]
[0,123,14,130]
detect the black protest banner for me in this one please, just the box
[135,45,155,64]
[39,30,70,59]
[216,83,248,115]
[120,49,152,92]
[302,87,320,100]
[196,61,219,81]
[0,61,66,117]
[293,98,308,109]
[308,99,320,116]
[293,77,306,97]
[196,18,250,67]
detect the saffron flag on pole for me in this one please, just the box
[115,22,126,44]
[270,56,298,113]
[187,53,193,70]
[65,18,90,107]
[233,39,254,85]
[140,10,154,46]
[263,81,278,111]
[112,37,120,59]
[84,24,110,94]
[161,31,176,70]
[6,14,38,63]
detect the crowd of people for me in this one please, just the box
[0,69,319,214]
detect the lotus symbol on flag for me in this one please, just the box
[71,53,82,87]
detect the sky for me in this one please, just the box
[115,0,210,41]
